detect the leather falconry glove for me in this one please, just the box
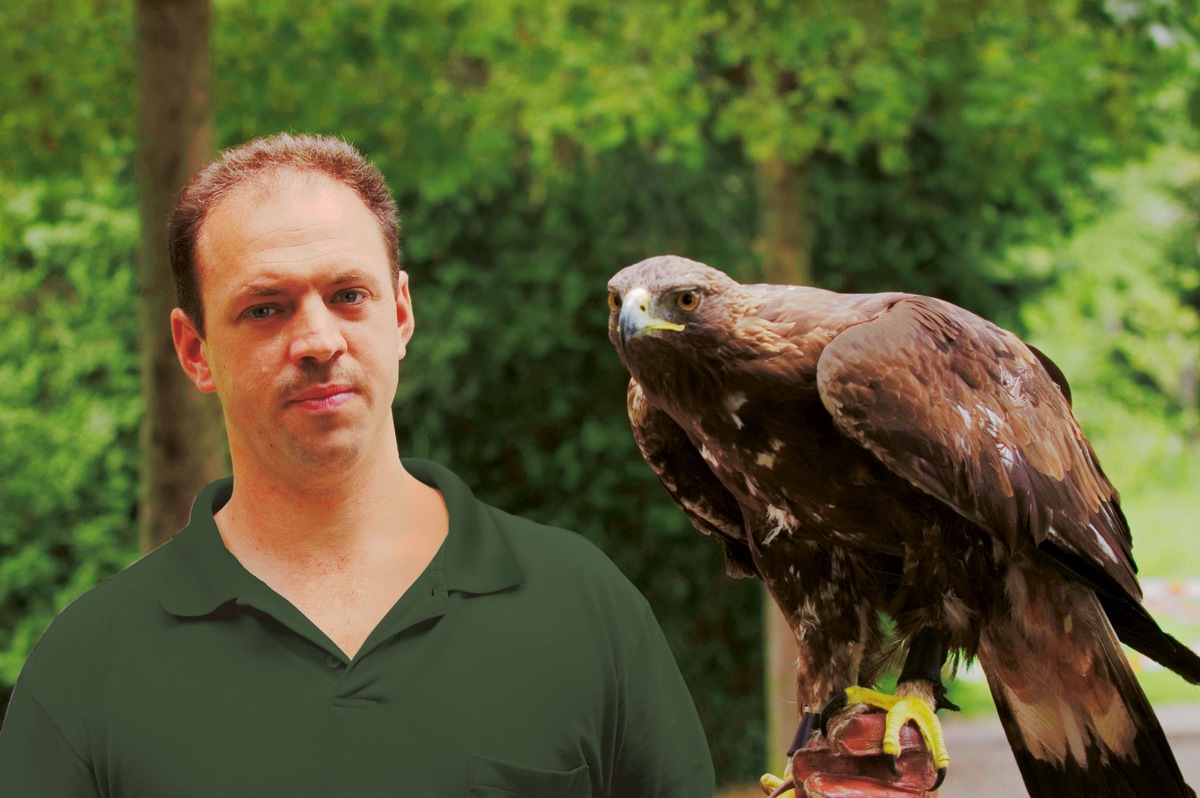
[761,709,941,798]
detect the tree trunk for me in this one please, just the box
[135,0,227,551]
[754,157,812,766]
[754,158,813,285]
[765,591,800,770]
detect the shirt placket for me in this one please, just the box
[327,568,450,707]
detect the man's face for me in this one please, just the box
[172,171,413,476]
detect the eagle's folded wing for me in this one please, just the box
[813,296,1138,603]
[627,379,759,579]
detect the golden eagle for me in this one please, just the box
[607,255,1200,796]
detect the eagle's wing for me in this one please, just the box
[627,379,759,579]
[814,296,1139,602]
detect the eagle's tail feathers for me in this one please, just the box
[1104,595,1200,685]
[978,585,1195,798]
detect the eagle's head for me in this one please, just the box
[607,255,740,386]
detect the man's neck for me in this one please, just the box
[212,450,449,659]
[214,449,433,568]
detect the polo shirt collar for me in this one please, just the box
[405,459,524,595]
[159,458,523,618]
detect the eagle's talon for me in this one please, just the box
[841,684,951,775]
[817,690,849,738]
[933,683,961,713]
[933,766,947,790]
[886,753,901,777]
[759,772,795,798]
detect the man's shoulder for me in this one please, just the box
[480,503,654,616]
[485,504,625,578]
[412,458,636,587]
[21,541,177,677]
[66,538,175,612]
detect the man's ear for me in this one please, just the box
[171,308,217,393]
[396,271,415,360]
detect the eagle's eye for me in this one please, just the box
[676,291,700,312]
[607,291,621,312]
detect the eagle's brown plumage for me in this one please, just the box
[608,255,1200,797]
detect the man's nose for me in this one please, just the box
[288,298,346,364]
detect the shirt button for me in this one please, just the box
[326,654,343,669]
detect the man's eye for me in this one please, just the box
[244,306,276,320]
[334,289,366,304]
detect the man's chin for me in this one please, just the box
[277,430,372,472]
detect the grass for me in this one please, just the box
[1121,475,1200,580]
[1088,462,1200,708]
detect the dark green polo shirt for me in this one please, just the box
[0,459,714,797]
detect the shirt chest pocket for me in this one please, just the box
[468,755,591,798]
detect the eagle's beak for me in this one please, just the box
[619,287,685,345]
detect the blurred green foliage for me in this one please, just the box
[4,0,1200,784]
[1022,148,1200,582]
[0,179,141,681]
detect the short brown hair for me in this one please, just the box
[168,133,401,337]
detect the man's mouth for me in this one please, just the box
[288,384,355,412]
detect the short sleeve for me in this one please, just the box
[0,681,99,796]
[610,603,715,797]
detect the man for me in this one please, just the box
[0,133,714,796]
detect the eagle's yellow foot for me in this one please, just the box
[821,684,950,789]
[759,772,793,797]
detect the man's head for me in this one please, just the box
[169,133,401,338]
[169,134,414,479]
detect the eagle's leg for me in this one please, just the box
[897,625,960,714]
[818,627,955,788]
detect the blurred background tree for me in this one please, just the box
[134,0,229,552]
[3,0,1199,786]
